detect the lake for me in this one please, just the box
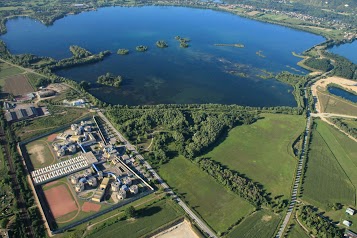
[0,6,325,106]
[329,41,357,64]
[328,86,357,103]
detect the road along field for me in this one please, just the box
[3,74,34,96]
[158,156,255,234]
[44,184,78,219]
[303,120,357,209]
[202,113,305,199]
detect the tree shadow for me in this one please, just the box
[138,206,162,218]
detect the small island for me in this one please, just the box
[117,49,129,55]
[156,40,168,48]
[97,72,123,88]
[175,36,190,48]
[214,43,245,48]
[136,45,148,52]
[256,50,266,58]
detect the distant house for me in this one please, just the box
[343,220,352,227]
[345,229,357,238]
[346,208,355,216]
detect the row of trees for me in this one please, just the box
[299,205,343,237]
[330,118,357,139]
[324,52,357,80]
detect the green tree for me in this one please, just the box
[125,206,136,219]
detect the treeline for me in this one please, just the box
[196,158,272,207]
[330,118,357,139]
[97,72,123,88]
[304,58,333,72]
[276,71,308,109]
[0,110,45,238]
[299,205,343,237]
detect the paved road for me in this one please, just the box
[276,88,311,238]
[97,111,218,238]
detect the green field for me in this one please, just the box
[226,210,280,238]
[303,120,357,209]
[158,156,255,233]
[287,222,309,238]
[0,62,24,86]
[87,198,183,238]
[202,113,305,198]
[13,106,90,141]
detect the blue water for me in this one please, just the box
[328,86,357,103]
[329,41,357,64]
[0,7,325,106]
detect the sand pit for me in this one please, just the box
[82,202,101,212]
[153,220,199,238]
[44,184,77,219]
[47,134,57,142]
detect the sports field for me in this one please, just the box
[158,156,254,233]
[303,120,357,209]
[226,210,280,238]
[87,199,183,238]
[26,139,56,168]
[202,113,305,198]
[44,184,78,219]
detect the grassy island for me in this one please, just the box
[97,72,123,88]
[156,40,168,48]
[136,45,148,52]
[117,49,129,55]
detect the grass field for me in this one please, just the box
[303,120,357,209]
[202,113,305,199]
[158,156,255,233]
[13,107,90,141]
[226,210,280,238]
[287,222,309,238]
[317,90,357,117]
[0,62,24,82]
[26,139,55,168]
[87,198,183,238]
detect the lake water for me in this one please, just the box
[0,7,325,106]
[329,41,357,64]
[328,86,357,103]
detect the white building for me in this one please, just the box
[343,220,352,227]
[346,208,355,216]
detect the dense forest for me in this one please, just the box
[304,58,333,72]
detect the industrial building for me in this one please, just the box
[4,105,44,122]
[92,177,110,202]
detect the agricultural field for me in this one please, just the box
[86,198,184,238]
[226,210,281,238]
[202,113,305,199]
[317,90,357,117]
[3,74,34,96]
[0,62,24,80]
[158,156,255,234]
[303,120,357,209]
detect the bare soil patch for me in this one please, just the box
[47,134,57,142]
[261,215,272,222]
[82,202,101,212]
[44,184,77,219]
[153,220,199,238]
[28,143,47,164]
[4,74,34,96]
